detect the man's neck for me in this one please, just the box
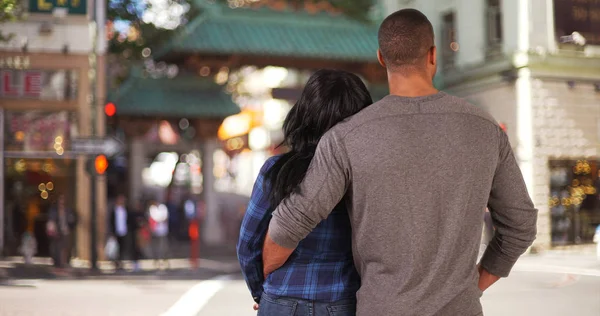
[387,72,438,97]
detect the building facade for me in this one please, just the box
[382,0,600,250]
[0,0,108,259]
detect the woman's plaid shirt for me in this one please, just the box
[237,156,360,304]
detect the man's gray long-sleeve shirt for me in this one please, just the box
[269,92,538,316]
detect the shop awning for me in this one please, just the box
[108,71,240,118]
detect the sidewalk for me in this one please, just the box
[0,244,240,282]
[513,250,600,276]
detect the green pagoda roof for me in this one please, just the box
[108,69,240,118]
[157,0,379,62]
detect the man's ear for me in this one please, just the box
[429,46,437,66]
[377,49,386,68]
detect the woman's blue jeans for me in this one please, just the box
[258,293,356,316]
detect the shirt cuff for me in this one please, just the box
[252,289,263,304]
[269,216,301,249]
[479,244,517,278]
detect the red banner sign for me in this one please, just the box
[0,69,78,101]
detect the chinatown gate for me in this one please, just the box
[108,0,387,248]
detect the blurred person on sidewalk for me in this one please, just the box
[149,201,170,270]
[184,195,202,269]
[263,9,538,316]
[109,194,130,270]
[19,232,36,265]
[130,199,147,272]
[21,194,40,263]
[165,190,181,241]
[47,194,77,269]
[18,195,39,265]
[237,69,373,316]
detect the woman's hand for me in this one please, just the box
[253,303,259,311]
[262,232,294,277]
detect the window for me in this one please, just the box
[486,0,503,56]
[549,159,600,246]
[441,12,457,70]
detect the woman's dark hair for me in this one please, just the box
[265,69,373,208]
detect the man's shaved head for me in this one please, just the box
[378,9,435,71]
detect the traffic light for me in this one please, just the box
[105,102,118,135]
[86,155,109,176]
[105,103,116,117]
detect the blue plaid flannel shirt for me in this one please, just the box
[237,156,360,304]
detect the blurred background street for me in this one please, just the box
[1,0,600,314]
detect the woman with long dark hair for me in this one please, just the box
[237,69,373,316]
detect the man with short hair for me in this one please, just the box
[263,9,538,315]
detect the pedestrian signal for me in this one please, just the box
[86,155,109,176]
[95,155,108,175]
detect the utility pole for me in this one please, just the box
[88,0,105,271]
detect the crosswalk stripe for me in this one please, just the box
[161,274,233,316]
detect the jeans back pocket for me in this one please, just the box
[327,302,357,316]
[258,294,298,316]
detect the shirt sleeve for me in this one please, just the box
[236,158,276,303]
[481,130,538,277]
[268,130,351,249]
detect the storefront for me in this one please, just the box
[0,51,101,259]
[549,159,600,246]
[450,71,600,250]
[2,110,78,256]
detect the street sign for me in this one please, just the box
[29,0,87,15]
[71,136,125,157]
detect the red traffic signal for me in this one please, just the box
[105,103,116,117]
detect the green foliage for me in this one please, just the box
[107,0,199,87]
[0,0,24,43]
[108,0,198,60]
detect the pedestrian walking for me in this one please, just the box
[19,232,36,265]
[129,199,146,272]
[263,9,538,316]
[184,196,200,269]
[21,195,40,263]
[149,201,170,270]
[109,194,130,270]
[47,194,77,269]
